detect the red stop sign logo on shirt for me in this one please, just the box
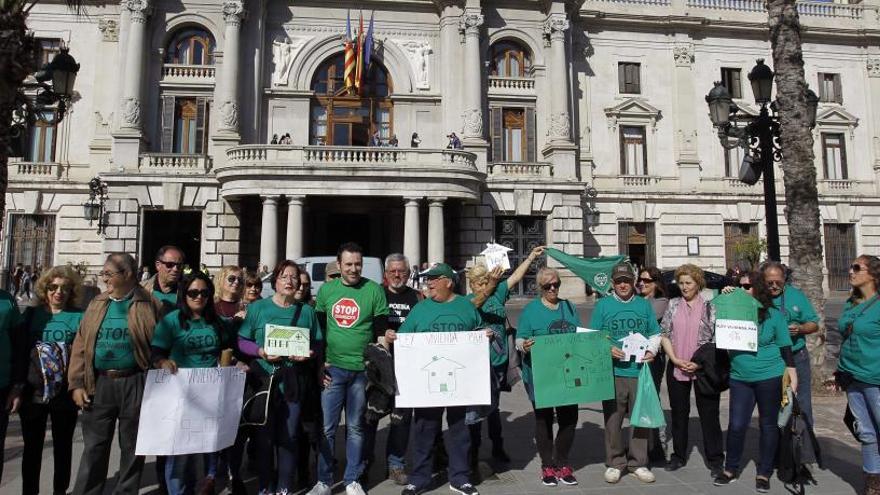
[332,298,361,328]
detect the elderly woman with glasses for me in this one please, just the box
[15,266,84,495]
[151,272,234,495]
[215,266,245,320]
[515,266,582,487]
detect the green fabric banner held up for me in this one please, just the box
[532,331,615,409]
[545,248,626,294]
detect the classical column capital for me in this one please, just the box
[261,195,280,205]
[428,197,447,206]
[868,57,880,78]
[404,197,423,206]
[543,14,569,45]
[222,0,247,26]
[673,42,694,67]
[459,10,484,36]
[123,0,152,23]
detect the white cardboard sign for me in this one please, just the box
[480,243,513,271]
[135,367,246,456]
[715,318,759,352]
[394,331,491,408]
[264,324,310,357]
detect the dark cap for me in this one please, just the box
[325,261,340,278]
[424,263,455,279]
[611,263,635,282]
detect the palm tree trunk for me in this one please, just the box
[767,0,828,382]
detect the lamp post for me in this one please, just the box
[581,185,600,229]
[83,177,108,235]
[705,59,818,262]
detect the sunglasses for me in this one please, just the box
[852,263,867,273]
[47,283,70,293]
[157,260,183,270]
[740,283,753,290]
[613,278,633,285]
[186,289,211,299]
[328,274,341,279]
[638,277,655,284]
[245,282,261,289]
[767,280,784,287]
[541,281,561,290]
[226,275,243,284]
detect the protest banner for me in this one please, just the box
[531,331,615,409]
[394,331,490,408]
[135,367,246,456]
[480,242,513,271]
[264,324,310,357]
[712,288,761,352]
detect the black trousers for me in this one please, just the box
[665,361,724,469]
[533,405,578,468]
[20,394,79,495]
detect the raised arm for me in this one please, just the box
[507,246,545,290]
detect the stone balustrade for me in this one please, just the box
[161,64,216,84]
[488,161,554,178]
[488,76,536,92]
[138,153,213,172]
[10,161,64,179]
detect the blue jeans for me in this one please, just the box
[847,381,880,473]
[409,406,471,490]
[256,397,302,492]
[318,366,366,485]
[793,349,813,425]
[725,377,782,477]
[165,454,197,495]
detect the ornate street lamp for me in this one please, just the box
[706,59,819,262]
[581,185,601,229]
[82,177,108,235]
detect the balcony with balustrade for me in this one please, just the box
[160,64,216,88]
[136,153,213,174]
[487,76,536,98]
[8,158,68,181]
[488,161,554,180]
[215,145,485,200]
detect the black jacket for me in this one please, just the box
[691,342,730,395]
[364,343,396,423]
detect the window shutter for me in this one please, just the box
[525,107,536,162]
[618,64,625,93]
[840,135,848,179]
[834,74,843,104]
[195,97,207,154]
[821,134,830,179]
[640,127,648,175]
[817,73,825,101]
[490,107,503,162]
[161,95,175,153]
[646,222,656,267]
[632,64,641,94]
[619,128,626,174]
[618,222,628,257]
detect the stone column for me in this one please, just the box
[427,199,445,264]
[118,0,151,131]
[260,195,279,270]
[285,196,304,261]
[544,13,571,145]
[216,0,246,137]
[672,41,701,191]
[459,8,484,142]
[439,4,462,139]
[403,198,421,269]
[867,57,880,193]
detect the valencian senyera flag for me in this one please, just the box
[344,11,356,91]
[545,248,627,294]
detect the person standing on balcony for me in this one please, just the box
[270,134,278,144]
[411,132,421,148]
[389,135,399,147]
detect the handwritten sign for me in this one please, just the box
[136,367,246,455]
[712,288,760,324]
[264,324,310,357]
[715,318,759,352]
[394,331,490,408]
[531,332,614,408]
[480,243,513,271]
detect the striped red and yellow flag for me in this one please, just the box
[343,11,355,91]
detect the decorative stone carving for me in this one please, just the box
[549,111,571,140]
[461,108,483,137]
[123,0,151,23]
[459,11,483,36]
[98,18,118,42]
[543,15,569,46]
[398,40,432,90]
[121,97,141,127]
[218,100,239,130]
[673,43,694,67]
[222,0,246,25]
[868,57,880,78]
[271,36,307,86]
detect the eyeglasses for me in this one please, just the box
[852,263,867,273]
[157,260,183,270]
[541,281,561,291]
[226,275,243,284]
[186,289,210,299]
[99,270,122,278]
[638,277,655,284]
[387,269,409,275]
[328,274,341,279]
[740,283,753,290]
[766,280,784,287]
[47,283,70,293]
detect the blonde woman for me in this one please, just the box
[215,265,245,319]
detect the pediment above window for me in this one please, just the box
[816,106,858,140]
[604,97,661,131]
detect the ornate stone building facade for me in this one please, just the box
[7,0,880,297]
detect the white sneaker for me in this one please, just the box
[346,481,367,495]
[307,482,331,495]
[632,467,655,483]
[604,467,621,483]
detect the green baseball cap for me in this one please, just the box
[423,263,455,279]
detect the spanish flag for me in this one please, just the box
[354,12,364,93]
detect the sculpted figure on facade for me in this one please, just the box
[98,18,118,42]
[271,36,306,87]
[219,100,240,130]
[121,97,141,127]
[673,43,694,67]
[400,40,432,89]
[462,108,483,138]
[549,112,571,140]
[868,57,880,78]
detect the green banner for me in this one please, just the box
[545,249,626,294]
[532,331,615,409]
[711,288,760,324]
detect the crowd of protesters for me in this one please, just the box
[0,241,874,495]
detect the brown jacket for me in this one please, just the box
[68,285,163,395]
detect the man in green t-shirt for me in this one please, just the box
[385,263,486,495]
[588,263,661,485]
[140,245,185,315]
[308,242,388,495]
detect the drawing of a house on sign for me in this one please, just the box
[560,352,592,388]
[619,332,649,362]
[422,355,465,393]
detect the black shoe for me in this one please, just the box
[230,479,247,495]
[665,457,685,472]
[491,445,511,463]
[450,483,479,495]
[402,484,427,495]
[709,465,723,479]
[713,471,737,486]
[756,477,770,493]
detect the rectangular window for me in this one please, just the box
[618,62,641,94]
[822,132,847,179]
[374,106,391,143]
[724,222,759,270]
[618,222,655,268]
[311,106,327,145]
[163,96,208,153]
[502,109,526,162]
[620,125,647,175]
[721,67,742,99]
[818,72,842,104]
[824,223,856,291]
[490,107,535,163]
[25,111,57,162]
[6,214,55,281]
[35,38,61,68]
[724,140,745,178]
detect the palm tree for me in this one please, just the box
[767,0,827,382]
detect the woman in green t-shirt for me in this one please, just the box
[16,265,83,495]
[714,269,797,493]
[515,267,582,487]
[837,255,880,492]
[151,271,232,495]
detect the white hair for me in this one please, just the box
[384,253,410,271]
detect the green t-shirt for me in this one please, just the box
[28,307,83,345]
[0,290,22,388]
[729,308,793,382]
[516,297,582,385]
[315,277,389,371]
[397,295,483,335]
[588,295,660,378]
[152,310,231,368]
[239,297,322,375]
[773,285,819,353]
[839,296,880,385]
[94,299,138,371]
[468,280,510,367]
[152,286,178,316]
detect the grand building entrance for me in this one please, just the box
[304,197,404,257]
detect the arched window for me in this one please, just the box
[165,27,215,65]
[490,40,531,78]
[309,53,393,146]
